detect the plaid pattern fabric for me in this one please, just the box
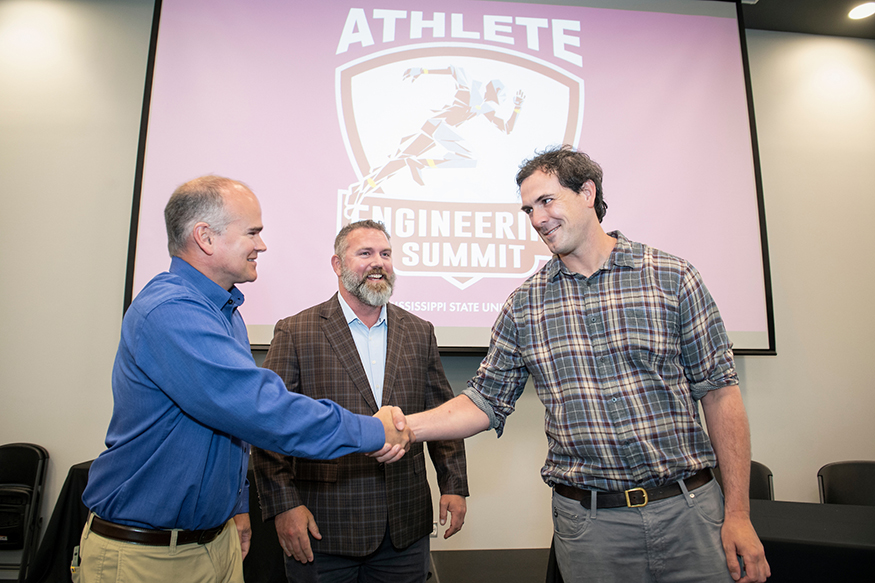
[252,295,468,556]
[464,232,737,493]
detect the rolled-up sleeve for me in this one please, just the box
[677,265,738,401]
[465,295,530,437]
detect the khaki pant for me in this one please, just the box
[72,513,243,583]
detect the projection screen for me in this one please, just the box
[128,0,774,354]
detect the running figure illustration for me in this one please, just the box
[343,65,526,217]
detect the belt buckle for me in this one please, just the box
[625,487,648,508]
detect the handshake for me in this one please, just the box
[369,406,415,463]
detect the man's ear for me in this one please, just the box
[330,254,343,277]
[580,180,597,207]
[193,222,214,255]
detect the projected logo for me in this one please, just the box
[336,44,583,289]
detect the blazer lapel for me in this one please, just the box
[321,295,380,413]
[382,304,405,407]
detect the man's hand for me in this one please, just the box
[701,386,769,581]
[722,511,770,582]
[439,494,467,539]
[275,506,322,563]
[368,406,415,463]
[233,513,252,560]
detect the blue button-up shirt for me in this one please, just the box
[337,293,388,405]
[83,257,385,530]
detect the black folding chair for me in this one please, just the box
[0,443,49,583]
[817,460,875,505]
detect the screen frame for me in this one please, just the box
[123,0,776,357]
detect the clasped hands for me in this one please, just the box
[368,406,414,463]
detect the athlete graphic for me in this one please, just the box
[343,65,526,217]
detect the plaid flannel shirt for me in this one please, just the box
[463,231,737,492]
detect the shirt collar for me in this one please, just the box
[336,292,387,326]
[604,230,637,269]
[169,256,245,309]
[547,230,637,281]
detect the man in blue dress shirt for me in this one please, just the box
[75,176,412,583]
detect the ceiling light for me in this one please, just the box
[849,2,875,19]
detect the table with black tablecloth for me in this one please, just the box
[749,498,875,582]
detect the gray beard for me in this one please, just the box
[340,265,395,307]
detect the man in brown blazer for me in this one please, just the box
[252,220,468,583]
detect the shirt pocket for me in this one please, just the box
[619,305,675,370]
[621,307,652,352]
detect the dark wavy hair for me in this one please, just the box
[516,145,608,222]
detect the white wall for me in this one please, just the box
[0,0,152,532]
[739,30,875,504]
[2,0,874,552]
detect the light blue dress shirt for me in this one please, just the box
[337,293,388,406]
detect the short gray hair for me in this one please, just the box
[334,220,390,259]
[164,175,249,256]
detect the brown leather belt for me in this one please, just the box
[554,468,713,509]
[90,515,225,546]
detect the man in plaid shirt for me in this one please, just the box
[408,146,769,582]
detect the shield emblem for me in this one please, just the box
[336,43,584,287]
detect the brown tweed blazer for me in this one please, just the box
[251,294,468,556]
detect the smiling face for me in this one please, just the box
[209,187,266,290]
[334,227,395,307]
[520,169,598,263]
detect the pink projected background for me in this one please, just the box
[133,0,770,350]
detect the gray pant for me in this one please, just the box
[552,479,736,583]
